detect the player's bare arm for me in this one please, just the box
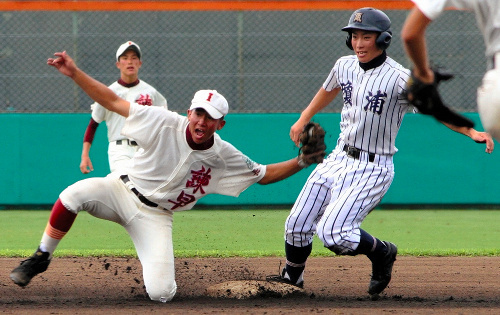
[290,87,340,145]
[48,51,130,117]
[401,7,434,84]
[258,157,305,185]
[441,123,494,154]
[80,142,94,173]
[259,148,326,185]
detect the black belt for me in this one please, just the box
[120,175,159,208]
[116,139,137,146]
[343,145,375,163]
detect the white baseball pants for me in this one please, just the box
[107,140,138,173]
[59,173,177,302]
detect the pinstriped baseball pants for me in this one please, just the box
[285,145,394,252]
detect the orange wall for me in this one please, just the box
[0,1,414,11]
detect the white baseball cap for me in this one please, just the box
[189,90,229,119]
[116,41,141,61]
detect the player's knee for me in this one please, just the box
[317,230,356,255]
[316,229,335,247]
[146,282,177,303]
[142,261,177,302]
[327,244,356,256]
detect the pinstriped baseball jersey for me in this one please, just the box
[285,53,412,252]
[324,55,413,155]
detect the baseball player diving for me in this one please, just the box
[401,0,500,141]
[80,41,167,174]
[9,51,325,302]
[267,7,493,300]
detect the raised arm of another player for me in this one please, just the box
[290,87,340,146]
[401,6,434,84]
[47,51,130,117]
[442,122,494,154]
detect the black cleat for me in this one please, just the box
[368,241,397,298]
[10,248,51,287]
[266,268,304,288]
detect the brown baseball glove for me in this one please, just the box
[298,122,327,168]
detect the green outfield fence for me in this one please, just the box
[1,113,499,207]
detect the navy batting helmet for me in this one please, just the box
[342,7,392,50]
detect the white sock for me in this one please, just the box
[39,232,61,259]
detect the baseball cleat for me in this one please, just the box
[10,247,51,287]
[266,268,304,288]
[368,241,397,297]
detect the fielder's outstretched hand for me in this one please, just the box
[443,122,495,154]
[48,51,131,117]
[47,51,78,77]
[470,130,494,154]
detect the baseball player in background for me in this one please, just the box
[10,51,324,302]
[267,7,493,299]
[401,0,500,140]
[80,41,167,174]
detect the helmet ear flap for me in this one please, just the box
[376,31,392,50]
[345,33,353,50]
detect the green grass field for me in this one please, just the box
[1,209,499,257]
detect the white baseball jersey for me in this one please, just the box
[121,103,267,211]
[324,55,412,155]
[91,80,167,142]
[412,0,500,69]
[91,80,167,172]
[60,103,266,301]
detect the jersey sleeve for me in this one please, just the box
[90,102,106,123]
[215,142,266,197]
[412,0,473,20]
[153,91,168,109]
[322,59,341,91]
[83,118,99,143]
[397,67,417,113]
[121,103,176,148]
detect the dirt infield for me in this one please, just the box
[1,256,499,314]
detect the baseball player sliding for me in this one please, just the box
[267,7,493,300]
[10,51,325,302]
[80,41,167,174]
[401,0,500,141]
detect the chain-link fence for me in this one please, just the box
[0,9,485,113]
